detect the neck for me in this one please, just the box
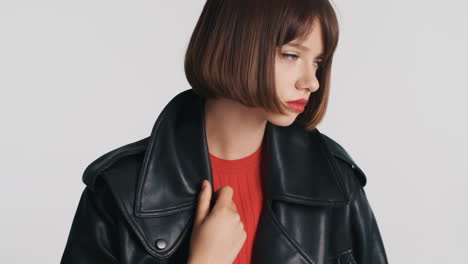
[204,97,267,160]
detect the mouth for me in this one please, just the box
[286,102,306,113]
[286,98,308,113]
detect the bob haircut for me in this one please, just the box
[184,0,340,131]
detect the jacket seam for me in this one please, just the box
[100,172,162,259]
[317,132,350,202]
[270,193,347,206]
[135,202,195,217]
[83,179,121,262]
[333,154,367,187]
[101,171,193,260]
[89,178,118,227]
[267,200,317,264]
[327,248,355,263]
[346,180,365,206]
[83,137,148,190]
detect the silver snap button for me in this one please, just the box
[351,164,355,169]
[155,239,167,249]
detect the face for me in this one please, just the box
[263,18,324,127]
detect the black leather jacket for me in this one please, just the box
[60,89,388,264]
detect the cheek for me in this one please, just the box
[275,62,296,95]
[275,71,290,99]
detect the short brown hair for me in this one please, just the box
[184,0,340,131]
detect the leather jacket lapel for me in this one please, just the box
[134,89,349,218]
[78,88,379,263]
[264,119,349,207]
[134,89,212,217]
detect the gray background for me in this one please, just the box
[1,0,467,263]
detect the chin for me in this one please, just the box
[267,113,299,127]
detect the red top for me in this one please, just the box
[209,141,265,264]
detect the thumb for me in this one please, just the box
[193,180,212,227]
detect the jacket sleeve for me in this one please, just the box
[60,178,120,263]
[347,185,388,263]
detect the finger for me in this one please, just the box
[193,180,212,227]
[214,185,233,208]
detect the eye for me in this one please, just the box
[314,61,324,69]
[281,53,299,61]
[282,53,324,69]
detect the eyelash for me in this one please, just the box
[281,53,323,69]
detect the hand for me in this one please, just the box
[188,180,246,264]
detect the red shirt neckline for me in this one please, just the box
[209,142,263,170]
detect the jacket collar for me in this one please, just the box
[134,89,349,217]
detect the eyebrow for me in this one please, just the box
[286,43,324,59]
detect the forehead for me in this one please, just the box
[286,19,324,54]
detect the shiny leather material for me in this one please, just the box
[61,89,388,264]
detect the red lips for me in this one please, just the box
[286,98,308,113]
[287,98,309,105]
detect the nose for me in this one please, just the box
[297,67,320,93]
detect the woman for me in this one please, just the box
[61,0,388,263]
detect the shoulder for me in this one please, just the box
[82,136,150,191]
[317,131,368,188]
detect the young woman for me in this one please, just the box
[61,0,388,263]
